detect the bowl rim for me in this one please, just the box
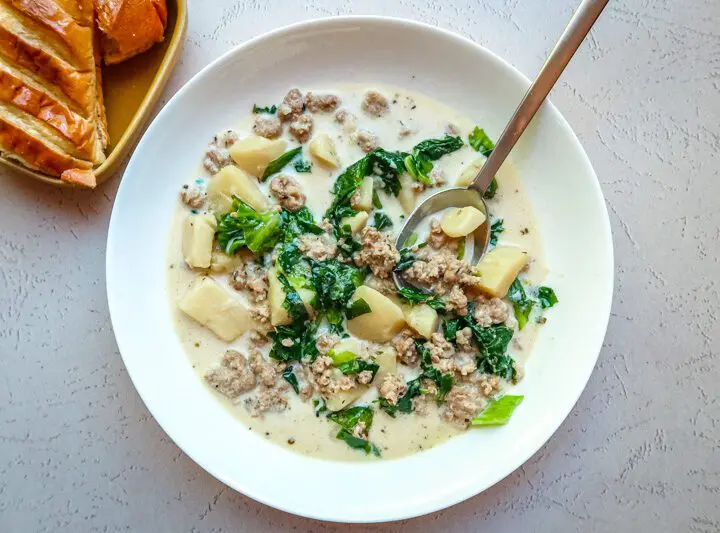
[107,15,614,523]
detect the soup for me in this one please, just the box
[167,85,556,460]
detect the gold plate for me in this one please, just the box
[0,0,188,187]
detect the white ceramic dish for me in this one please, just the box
[106,16,613,523]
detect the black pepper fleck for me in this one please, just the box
[288,438,296,445]
[194,342,200,348]
[520,227,529,235]
[265,432,270,436]
[411,105,417,110]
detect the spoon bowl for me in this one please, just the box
[393,187,490,290]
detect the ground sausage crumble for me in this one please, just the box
[353,227,400,278]
[362,90,390,117]
[270,174,306,211]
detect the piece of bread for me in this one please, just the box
[97,0,167,65]
[0,0,106,187]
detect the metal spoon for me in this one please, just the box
[394,0,608,290]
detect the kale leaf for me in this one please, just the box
[277,272,309,322]
[397,286,446,312]
[370,148,406,196]
[507,279,559,327]
[325,148,408,225]
[324,149,410,258]
[281,207,323,241]
[468,127,494,156]
[328,405,374,431]
[403,152,433,185]
[372,211,393,231]
[379,377,422,416]
[310,259,366,314]
[323,308,345,336]
[336,358,379,380]
[325,156,371,224]
[345,297,371,320]
[442,318,460,342]
[313,397,328,416]
[468,127,498,198]
[507,277,532,330]
[484,177,499,199]
[269,320,319,363]
[394,246,417,272]
[489,218,504,247]
[404,135,463,185]
[538,286,559,309]
[293,157,312,173]
[335,429,381,456]
[282,366,300,394]
[253,104,277,114]
[216,197,283,254]
[413,135,464,161]
[443,301,517,381]
[261,146,303,181]
[327,406,380,456]
[472,325,515,380]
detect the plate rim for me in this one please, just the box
[106,15,614,523]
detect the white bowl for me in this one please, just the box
[107,16,613,523]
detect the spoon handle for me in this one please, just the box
[471,0,609,194]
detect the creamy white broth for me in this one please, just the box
[168,84,547,461]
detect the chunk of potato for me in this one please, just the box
[347,286,406,342]
[340,211,369,233]
[398,173,416,214]
[456,157,485,187]
[179,277,250,341]
[268,267,315,326]
[325,386,368,412]
[402,304,439,339]
[309,134,340,168]
[209,251,246,273]
[207,165,268,214]
[373,346,397,384]
[353,176,374,211]
[475,247,530,297]
[182,214,217,269]
[229,136,287,177]
[441,206,486,238]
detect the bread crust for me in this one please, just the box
[0,0,106,186]
[0,114,93,176]
[97,0,167,65]
[0,16,93,113]
[8,0,95,71]
[0,60,101,160]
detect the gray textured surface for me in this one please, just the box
[1,0,719,531]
